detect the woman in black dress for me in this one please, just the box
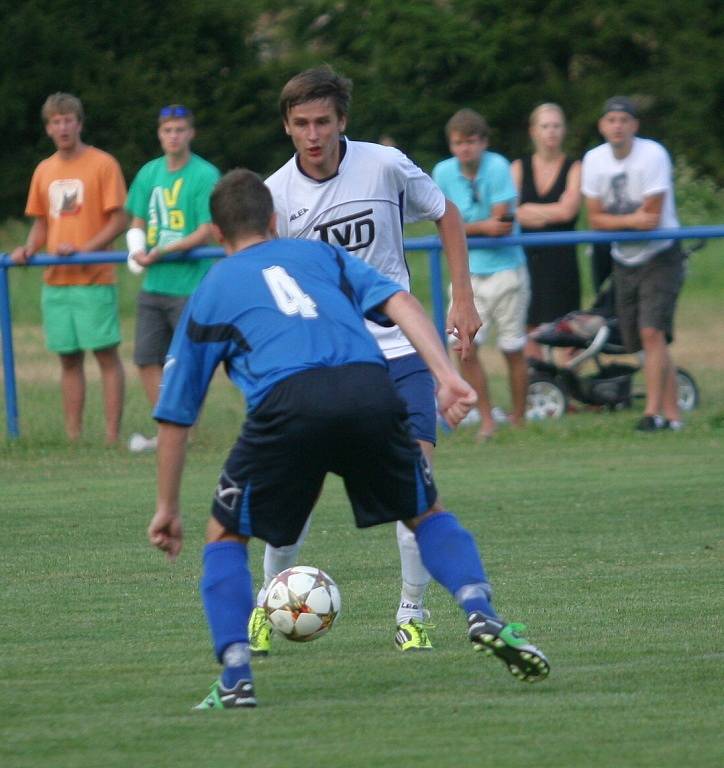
[511,104,581,359]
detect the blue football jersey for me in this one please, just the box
[153,238,403,425]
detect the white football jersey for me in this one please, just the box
[266,138,446,358]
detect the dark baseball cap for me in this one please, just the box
[602,96,637,117]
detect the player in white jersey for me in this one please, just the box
[249,65,481,654]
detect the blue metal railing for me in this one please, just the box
[2,225,723,438]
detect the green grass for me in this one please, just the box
[1,419,723,768]
[1,216,723,767]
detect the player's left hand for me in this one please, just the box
[446,300,481,361]
[148,507,184,561]
[437,375,477,428]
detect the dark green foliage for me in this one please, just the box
[0,0,722,217]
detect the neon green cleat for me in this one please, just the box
[468,612,550,682]
[249,606,272,656]
[394,618,435,651]
[193,679,256,710]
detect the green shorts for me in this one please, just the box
[41,284,121,354]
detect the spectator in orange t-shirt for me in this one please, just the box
[12,93,128,444]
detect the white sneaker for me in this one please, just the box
[459,407,481,427]
[128,433,158,453]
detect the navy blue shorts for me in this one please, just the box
[387,352,436,444]
[211,364,438,547]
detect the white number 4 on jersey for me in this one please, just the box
[263,266,318,318]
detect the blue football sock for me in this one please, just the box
[200,541,254,686]
[414,512,498,619]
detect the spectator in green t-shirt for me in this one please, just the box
[125,104,221,451]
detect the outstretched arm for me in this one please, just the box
[148,422,190,561]
[435,199,480,361]
[382,291,477,426]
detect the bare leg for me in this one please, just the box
[59,351,85,441]
[525,325,543,361]
[94,345,125,445]
[138,363,163,408]
[640,327,679,421]
[661,361,680,423]
[502,349,528,427]
[458,350,496,439]
[640,327,671,417]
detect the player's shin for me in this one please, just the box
[200,541,254,687]
[413,512,498,619]
[396,521,431,622]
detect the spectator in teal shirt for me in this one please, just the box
[433,109,530,439]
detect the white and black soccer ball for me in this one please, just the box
[263,565,341,642]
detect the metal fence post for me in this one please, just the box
[0,263,19,438]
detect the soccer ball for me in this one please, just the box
[263,566,341,642]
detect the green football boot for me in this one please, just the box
[468,612,550,682]
[194,679,256,710]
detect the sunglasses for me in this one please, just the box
[469,180,480,204]
[159,105,191,118]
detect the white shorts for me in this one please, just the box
[451,266,530,352]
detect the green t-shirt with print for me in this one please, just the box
[126,153,221,296]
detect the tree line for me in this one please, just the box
[1,0,721,219]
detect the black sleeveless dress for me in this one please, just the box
[520,154,580,325]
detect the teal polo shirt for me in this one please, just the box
[433,151,525,275]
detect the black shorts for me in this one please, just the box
[211,364,438,547]
[614,244,685,352]
[134,291,188,366]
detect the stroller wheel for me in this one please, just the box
[676,368,700,412]
[526,374,568,420]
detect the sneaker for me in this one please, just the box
[666,419,684,431]
[248,606,272,656]
[194,679,256,709]
[128,432,158,452]
[395,617,435,651]
[467,612,550,683]
[634,415,667,432]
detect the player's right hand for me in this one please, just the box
[437,376,477,428]
[148,507,184,561]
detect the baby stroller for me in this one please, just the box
[525,277,700,420]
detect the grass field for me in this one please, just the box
[1,227,723,767]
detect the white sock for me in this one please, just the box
[256,515,313,607]
[396,521,431,624]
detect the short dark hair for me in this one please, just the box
[279,65,352,120]
[445,108,489,140]
[210,169,273,242]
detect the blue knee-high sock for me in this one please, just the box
[200,541,254,687]
[414,512,498,619]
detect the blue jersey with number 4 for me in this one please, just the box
[153,238,402,425]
